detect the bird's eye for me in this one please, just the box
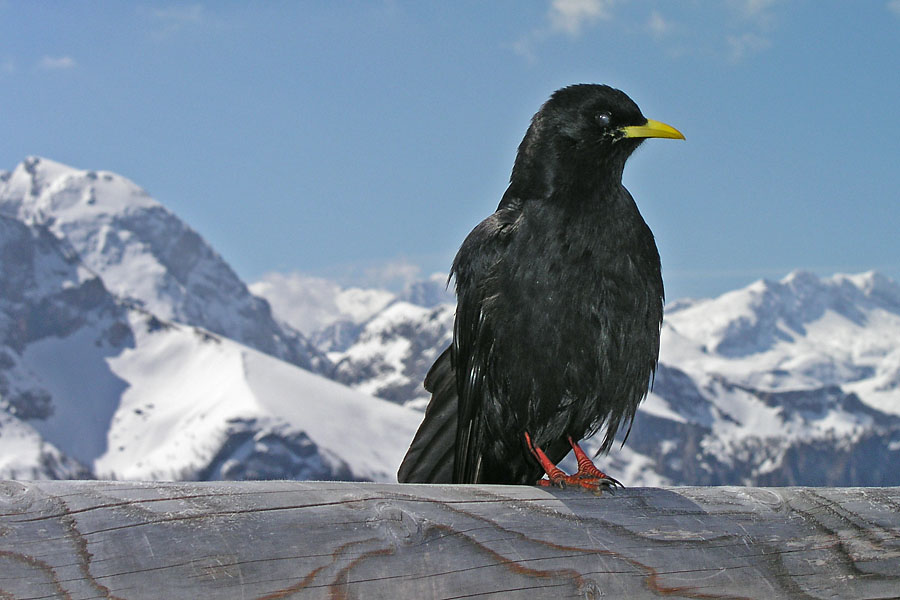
[595,112,612,127]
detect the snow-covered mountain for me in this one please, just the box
[329,301,453,406]
[0,216,99,479]
[251,272,455,407]
[627,270,900,486]
[0,158,421,481]
[3,156,898,487]
[293,269,900,487]
[0,157,327,373]
[251,271,456,405]
[97,313,420,482]
[661,270,900,413]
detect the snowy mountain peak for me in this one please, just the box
[0,157,328,373]
[780,269,900,313]
[830,271,900,310]
[663,270,900,360]
[1,156,158,223]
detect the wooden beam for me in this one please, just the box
[1,481,898,599]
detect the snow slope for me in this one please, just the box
[99,312,421,481]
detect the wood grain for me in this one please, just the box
[1,481,898,599]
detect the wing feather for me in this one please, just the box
[397,347,456,483]
[452,198,522,483]
[398,197,523,484]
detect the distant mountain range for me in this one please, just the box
[2,157,898,486]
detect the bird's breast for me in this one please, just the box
[484,201,662,435]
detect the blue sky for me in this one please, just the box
[2,1,899,301]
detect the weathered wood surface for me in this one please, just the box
[1,481,898,599]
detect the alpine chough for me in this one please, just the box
[398,84,684,489]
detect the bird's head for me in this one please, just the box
[508,84,683,199]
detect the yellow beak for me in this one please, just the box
[620,118,685,140]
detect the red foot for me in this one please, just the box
[524,432,622,491]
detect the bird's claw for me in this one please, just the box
[537,473,620,492]
[567,435,623,488]
[525,432,624,493]
[574,472,623,489]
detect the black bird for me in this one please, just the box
[398,84,683,489]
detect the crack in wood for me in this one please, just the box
[785,490,899,583]
[55,493,126,600]
[253,538,379,600]
[0,550,73,600]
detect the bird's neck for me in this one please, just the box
[503,164,626,210]
[506,137,640,207]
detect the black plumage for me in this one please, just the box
[398,84,683,487]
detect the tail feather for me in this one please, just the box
[397,347,457,483]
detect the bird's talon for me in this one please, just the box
[526,431,624,492]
